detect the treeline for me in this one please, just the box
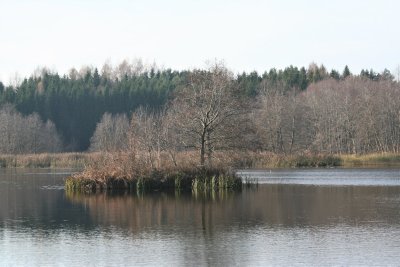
[0,60,397,153]
[86,63,400,171]
[255,78,400,154]
[0,61,187,151]
[0,104,62,154]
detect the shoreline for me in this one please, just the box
[0,152,400,169]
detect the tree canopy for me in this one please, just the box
[0,61,396,153]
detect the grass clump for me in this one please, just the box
[65,168,241,194]
[65,152,242,194]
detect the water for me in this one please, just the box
[238,168,400,186]
[1,168,400,266]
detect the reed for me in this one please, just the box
[340,153,400,167]
[235,152,342,168]
[0,153,96,168]
[65,166,242,194]
[1,151,399,170]
[242,152,400,168]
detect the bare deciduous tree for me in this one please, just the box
[255,89,313,154]
[0,104,62,154]
[305,78,400,154]
[130,108,164,169]
[254,77,400,155]
[168,62,248,167]
[90,113,130,152]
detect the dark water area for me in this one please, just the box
[1,168,400,266]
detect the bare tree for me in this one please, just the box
[101,60,114,80]
[90,113,130,152]
[0,104,62,154]
[129,107,167,169]
[115,60,132,80]
[305,77,400,154]
[42,120,63,153]
[255,88,313,154]
[68,68,79,80]
[167,62,247,167]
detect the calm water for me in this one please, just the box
[1,168,400,266]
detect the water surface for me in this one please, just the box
[1,168,400,266]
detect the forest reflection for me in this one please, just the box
[66,185,400,233]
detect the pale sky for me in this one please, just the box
[1,0,399,84]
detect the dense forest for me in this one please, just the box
[0,60,398,156]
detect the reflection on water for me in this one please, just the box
[238,168,400,186]
[1,169,400,266]
[66,185,400,230]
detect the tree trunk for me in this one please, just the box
[200,129,206,167]
[207,130,212,167]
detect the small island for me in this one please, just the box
[65,165,242,193]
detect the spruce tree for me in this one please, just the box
[342,65,351,79]
[330,69,340,80]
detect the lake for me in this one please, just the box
[1,168,400,266]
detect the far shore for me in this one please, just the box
[0,152,400,169]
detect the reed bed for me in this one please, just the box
[1,151,399,170]
[233,152,342,168]
[0,153,98,168]
[340,153,400,167]
[244,152,400,168]
[65,167,242,193]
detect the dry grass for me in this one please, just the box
[219,151,342,168]
[0,153,99,168]
[242,151,400,168]
[65,151,242,193]
[1,151,399,170]
[340,152,400,167]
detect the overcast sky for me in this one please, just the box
[1,0,399,84]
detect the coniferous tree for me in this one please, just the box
[330,69,340,80]
[342,65,351,79]
[93,68,100,88]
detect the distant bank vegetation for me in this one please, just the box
[1,151,399,169]
[85,63,400,160]
[0,104,62,154]
[0,60,398,153]
[0,61,399,173]
[0,153,91,168]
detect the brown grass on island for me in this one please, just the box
[65,151,243,193]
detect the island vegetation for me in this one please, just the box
[0,60,399,191]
